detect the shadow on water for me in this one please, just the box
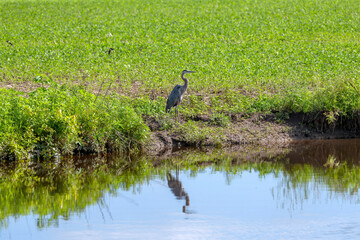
[0,139,360,231]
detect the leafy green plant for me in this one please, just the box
[324,111,339,126]
[210,112,231,127]
[0,84,150,160]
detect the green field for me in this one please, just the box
[2,0,360,113]
[1,0,360,158]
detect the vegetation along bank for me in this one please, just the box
[1,0,360,159]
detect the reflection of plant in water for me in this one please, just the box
[323,154,339,168]
[1,149,360,230]
[1,149,275,230]
[273,162,360,211]
[0,156,158,229]
[169,151,360,210]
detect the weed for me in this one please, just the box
[176,121,208,144]
[324,111,339,125]
[210,113,231,127]
[157,115,176,131]
[174,120,226,146]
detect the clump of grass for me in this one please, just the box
[174,120,226,146]
[210,112,231,127]
[156,115,176,131]
[175,121,207,144]
[0,84,149,160]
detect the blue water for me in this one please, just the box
[2,167,360,240]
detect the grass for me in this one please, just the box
[1,0,360,157]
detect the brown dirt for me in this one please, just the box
[145,112,360,156]
[0,81,44,94]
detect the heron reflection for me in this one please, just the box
[167,169,190,213]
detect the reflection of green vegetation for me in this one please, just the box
[270,162,360,210]
[323,154,340,168]
[0,156,158,229]
[282,162,360,195]
[165,151,360,204]
[1,151,360,229]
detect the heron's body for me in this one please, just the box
[166,70,194,117]
[166,84,187,112]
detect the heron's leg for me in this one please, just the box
[172,107,176,119]
[175,106,179,121]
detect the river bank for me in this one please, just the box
[145,112,360,156]
[1,82,360,160]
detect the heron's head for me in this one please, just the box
[182,70,195,75]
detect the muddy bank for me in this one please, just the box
[145,112,360,156]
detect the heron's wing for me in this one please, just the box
[166,85,182,110]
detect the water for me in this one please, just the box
[1,139,360,240]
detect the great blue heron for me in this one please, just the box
[166,70,195,118]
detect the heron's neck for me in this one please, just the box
[181,73,189,90]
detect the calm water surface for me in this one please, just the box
[1,139,360,240]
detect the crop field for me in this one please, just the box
[1,0,360,158]
[1,0,360,114]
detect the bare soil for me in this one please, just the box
[145,112,360,156]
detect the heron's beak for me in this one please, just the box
[189,71,195,73]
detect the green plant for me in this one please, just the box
[177,121,208,144]
[156,115,176,130]
[324,111,339,125]
[210,112,231,127]
[1,0,359,118]
[0,84,150,160]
